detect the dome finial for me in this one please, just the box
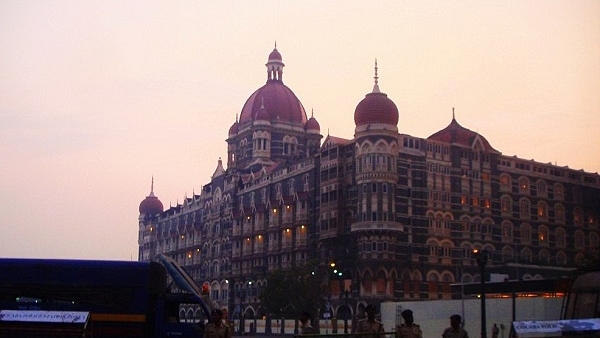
[372,58,380,93]
[266,44,284,82]
[452,107,455,120]
[150,176,155,197]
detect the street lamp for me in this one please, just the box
[239,289,246,334]
[343,289,349,334]
[473,249,488,338]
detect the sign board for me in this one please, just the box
[0,310,89,324]
[512,318,600,337]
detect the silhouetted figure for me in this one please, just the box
[442,314,469,338]
[397,309,423,338]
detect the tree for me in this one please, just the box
[259,262,326,319]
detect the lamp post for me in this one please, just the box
[239,290,246,334]
[343,289,349,334]
[473,249,488,338]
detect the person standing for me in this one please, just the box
[396,309,422,338]
[299,311,314,335]
[492,323,499,338]
[442,314,469,338]
[355,304,385,338]
[204,309,231,338]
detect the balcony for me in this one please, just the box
[351,221,404,232]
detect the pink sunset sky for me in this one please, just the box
[1,0,599,260]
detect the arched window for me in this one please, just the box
[538,225,549,246]
[520,248,533,263]
[519,177,530,195]
[589,232,599,249]
[501,196,512,214]
[521,223,532,245]
[554,183,564,200]
[555,204,565,224]
[537,201,548,220]
[556,251,567,266]
[555,228,566,248]
[520,199,530,219]
[538,250,550,264]
[536,180,547,198]
[500,174,511,191]
[574,230,585,249]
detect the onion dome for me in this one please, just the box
[239,45,308,126]
[139,177,163,215]
[268,47,282,62]
[305,109,320,132]
[354,60,399,127]
[428,109,499,152]
[228,114,239,137]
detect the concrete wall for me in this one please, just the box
[381,297,563,338]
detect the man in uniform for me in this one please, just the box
[204,309,232,338]
[442,314,469,338]
[355,304,384,338]
[396,309,422,338]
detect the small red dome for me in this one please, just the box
[139,195,163,215]
[354,91,399,127]
[305,116,320,131]
[268,48,282,62]
[228,121,239,136]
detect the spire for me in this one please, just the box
[149,176,155,197]
[372,59,381,93]
[452,107,455,121]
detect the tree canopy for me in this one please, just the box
[258,262,326,319]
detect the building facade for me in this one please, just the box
[138,48,600,322]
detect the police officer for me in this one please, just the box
[396,309,423,338]
[442,314,469,338]
[204,309,232,338]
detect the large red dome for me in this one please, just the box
[239,82,307,125]
[238,47,308,125]
[354,91,399,127]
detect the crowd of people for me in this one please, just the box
[203,303,482,338]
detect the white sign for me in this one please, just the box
[513,318,600,336]
[0,310,89,323]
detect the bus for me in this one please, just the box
[0,254,211,337]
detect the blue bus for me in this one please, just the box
[0,255,211,337]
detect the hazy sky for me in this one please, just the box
[1,1,599,260]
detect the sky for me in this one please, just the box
[1,0,599,260]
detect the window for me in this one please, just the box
[555,204,565,224]
[554,183,564,200]
[501,196,512,214]
[574,230,585,249]
[555,228,566,248]
[536,180,547,198]
[556,252,567,265]
[500,175,511,191]
[538,225,549,246]
[519,177,530,195]
[521,223,531,245]
[520,199,530,219]
[537,201,548,220]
